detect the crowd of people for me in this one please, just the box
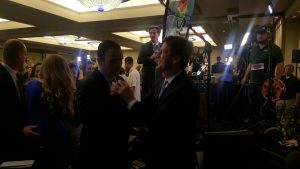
[0,30,201,169]
[1,24,300,169]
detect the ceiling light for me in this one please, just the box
[87,55,91,60]
[224,44,233,50]
[0,18,9,22]
[203,34,213,41]
[191,26,205,34]
[189,35,203,42]
[49,0,159,13]
[226,56,233,65]
[88,41,101,49]
[54,35,78,44]
[268,2,273,14]
[130,31,149,37]
[292,15,297,18]
[78,0,123,12]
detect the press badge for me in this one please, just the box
[251,63,264,70]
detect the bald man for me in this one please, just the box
[0,39,28,163]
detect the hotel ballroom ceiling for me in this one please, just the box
[0,0,299,55]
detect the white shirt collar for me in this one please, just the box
[164,72,181,87]
[152,41,160,46]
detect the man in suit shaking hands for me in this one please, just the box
[77,40,129,169]
[112,36,200,169]
[138,25,162,98]
[0,39,28,163]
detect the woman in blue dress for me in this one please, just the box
[23,54,76,169]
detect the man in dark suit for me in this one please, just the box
[77,40,129,169]
[112,36,200,169]
[0,39,29,163]
[138,25,162,98]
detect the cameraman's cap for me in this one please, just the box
[256,25,271,34]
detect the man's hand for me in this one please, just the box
[111,80,136,103]
[150,52,159,60]
[22,125,40,137]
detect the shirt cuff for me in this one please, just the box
[127,99,137,110]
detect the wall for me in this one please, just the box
[0,48,44,63]
[284,19,300,78]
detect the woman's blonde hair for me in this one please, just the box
[40,54,76,117]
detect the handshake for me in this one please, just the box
[110,79,135,104]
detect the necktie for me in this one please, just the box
[159,80,168,99]
[16,73,24,101]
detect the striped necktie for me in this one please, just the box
[159,80,168,99]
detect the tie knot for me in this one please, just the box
[163,80,168,87]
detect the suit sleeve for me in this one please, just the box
[137,43,154,65]
[129,89,155,126]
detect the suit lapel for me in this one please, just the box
[0,64,26,110]
[155,79,165,101]
[0,64,20,100]
[158,72,185,103]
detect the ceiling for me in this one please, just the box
[0,0,299,56]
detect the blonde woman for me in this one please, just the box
[23,54,76,169]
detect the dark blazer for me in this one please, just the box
[77,70,129,169]
[130,72,200,169]
[0,64,27,162]
[138,41,161,95]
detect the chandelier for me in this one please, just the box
[78,0,124,12]
[54,35,78,45]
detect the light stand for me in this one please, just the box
[189,27,212,124]
[260,1,276,121]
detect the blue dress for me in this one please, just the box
[25,80,68,169]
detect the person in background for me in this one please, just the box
[214,56,225,66]
[77,40,129,169]
[119,67,128,81]
[275,64,300,144]
[24,54,76,169]
[112,36,200,169]
[241,25,284,122]
[125,56,141,101]
[28,62,42,81]
[0,39,31,163]
[69,62,81,83]
[85,61,94,76]
[138,25,162,98]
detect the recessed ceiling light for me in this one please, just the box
[297,10,300,13]
[0,18,9,22]
[130,31,149,37]
[222,30,226,33]
[224,44,233,50]
[191,26,206,34]
[292,15,297,18]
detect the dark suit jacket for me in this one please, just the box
[77,70,129,169]
[138,41,161,95]
[130,72,200,169]
[0,64,27,162]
